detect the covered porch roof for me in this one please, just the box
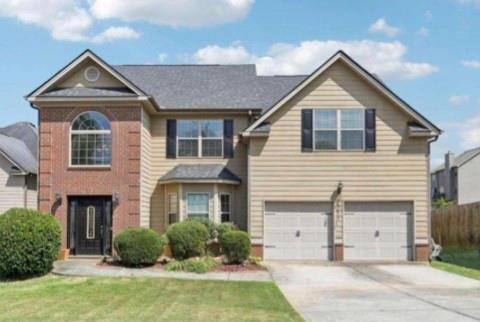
[159,164,241,185]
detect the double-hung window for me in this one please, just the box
[187,193,209,219]
[314,109,364,151]
[177,120,223,157]
[220,194,231,223]
[168,193,178,224]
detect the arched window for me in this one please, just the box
[71,111,111,166]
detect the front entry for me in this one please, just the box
[68,196,112,255]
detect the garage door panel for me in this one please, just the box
[264,202,332,260]
[344,202,412,261]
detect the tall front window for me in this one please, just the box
[187,193,209,219]
[177,120,223,157]
[71,111,111,166]
[314,109,364,151]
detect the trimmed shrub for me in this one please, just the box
[217,222,236,241]
[164,257,218,274]
[166,221,209,260]
[113,228,164,267]
[220,231,251,264]
[186,217,219,241]
[0,208,61,278]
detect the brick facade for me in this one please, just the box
[38,105,141,249]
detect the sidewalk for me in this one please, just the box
[53,260,272,282]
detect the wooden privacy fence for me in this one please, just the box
[432,202,480,248]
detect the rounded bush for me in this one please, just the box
[113,228,164,267]
[166,221,209,260]
[217,222,236,241]
[186,217,219,241]
[0,208,61,278]
[220,231,251,264]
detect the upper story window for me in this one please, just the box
[314,109,364,151]
[177,120,223,157]
[71,111,112,166]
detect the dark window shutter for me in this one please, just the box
[224,119,234,158]
[301,109,313,152]
[166,119,177,158]
[365,109,376,152]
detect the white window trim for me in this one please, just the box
[313,107,365,151]
[186,192,210,219]
[177,120,224,158]
[69,111,112,168]
[220,193,231,222]
[86,205,95,239]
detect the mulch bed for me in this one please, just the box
[96,257,266,272]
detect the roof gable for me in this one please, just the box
[244,51,441,136]
[26,49,146,100]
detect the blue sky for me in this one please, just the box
[0,0,479,166]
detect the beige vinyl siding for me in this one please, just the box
[140,109,152,227]
[0,155,37,213]
[249,60,430,244]
[57,59,126,89]
[149,114,248,234]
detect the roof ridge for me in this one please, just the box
[114,64,257,67]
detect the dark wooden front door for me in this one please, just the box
[68,196,112,255]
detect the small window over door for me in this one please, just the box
[86,206,95,239]
[220,194,231,223]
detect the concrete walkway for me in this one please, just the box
[53,260,272,282]
[268,262,480,322]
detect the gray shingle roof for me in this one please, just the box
[0,122,38,160]
[42,87,136,97]
[160,164,241,184]
[113,65,306,110]
[433,147,480,172]
[0,122,38,174]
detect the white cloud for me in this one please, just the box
[0,0,252,42]
[449,95,470,106]
[0,0,92,41]
[459,116,480,149]
[193,45,254,64]
[462,60,480,69]
[191,40,438,80]
[368,18,401,37]
[91,26,140,43]
[158,53,168,63]
[90,0,254,28]
[417,27,429,37]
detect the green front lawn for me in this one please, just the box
[0,276,302,322]
[431,247,480,281]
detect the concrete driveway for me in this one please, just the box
[268,262,480,322]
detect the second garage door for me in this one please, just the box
[344,202,413,261]
[264,202,333,260]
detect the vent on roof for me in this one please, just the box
[84,66,100,82]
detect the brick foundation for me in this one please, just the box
[251,244,263,258]
[334,244,344,261]
[415,244,430,261]
[38,105,142,250]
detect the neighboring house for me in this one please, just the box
[0,122,38,213]
[432,149,480,205]
[26,49,440,261]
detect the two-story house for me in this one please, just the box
[432,148,480,205]
[26,50,440,261]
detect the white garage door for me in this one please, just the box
[264,202,332,260]
[344,202,413,261]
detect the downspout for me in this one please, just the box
[427,135,439,255]
[30,103,40,210]
[23,175,28,209]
